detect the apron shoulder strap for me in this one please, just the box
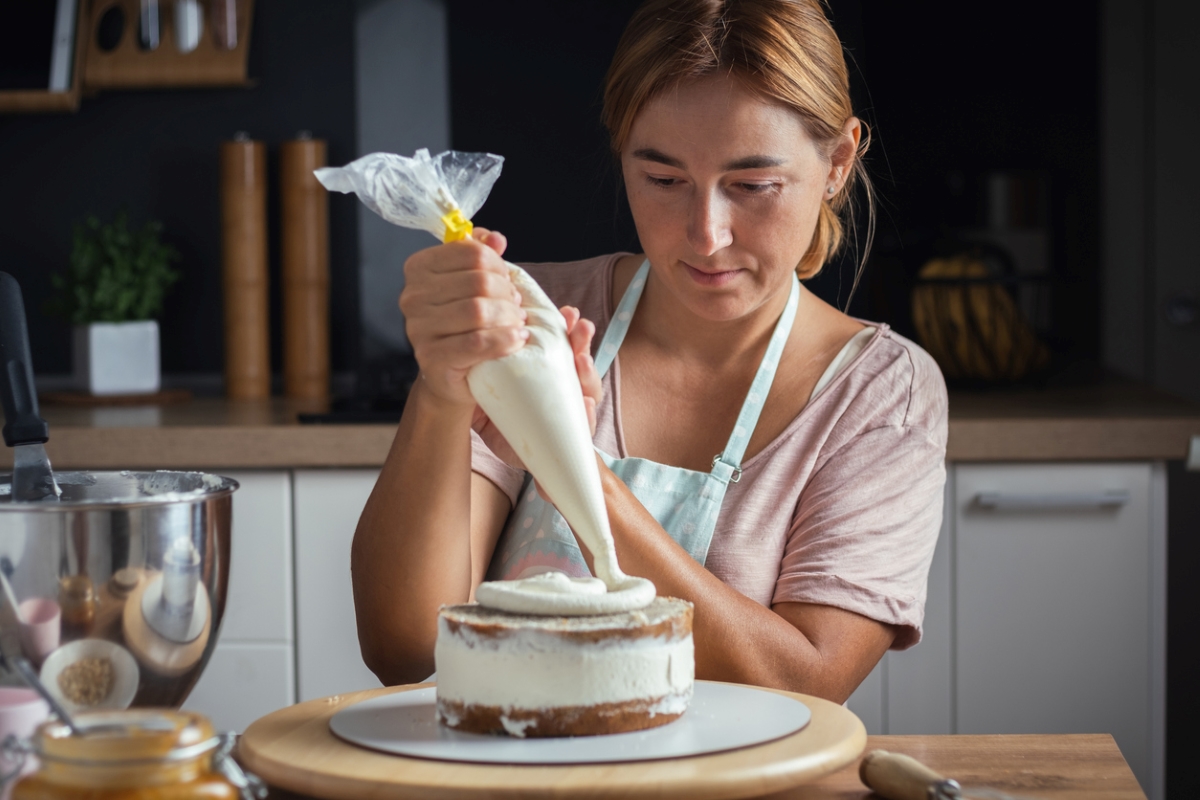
[714,274,801,473]
[594,259,649,379]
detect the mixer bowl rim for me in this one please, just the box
[0,470,239,512]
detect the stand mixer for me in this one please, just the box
[0,271,235,712]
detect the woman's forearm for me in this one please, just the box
[598,465,888,702]
[351,381,476,685]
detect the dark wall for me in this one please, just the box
[854,1,1100,360]
[447,0,643,265]
[0,1,359,379]
[448,0,1099,364]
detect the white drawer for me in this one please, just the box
[954,462,1159,792]
[293,469,382,701]
[218,470,293,642]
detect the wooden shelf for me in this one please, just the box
[0,2,89,114]
[83,0,254,90]
[0,90,81,114]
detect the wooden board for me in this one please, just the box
[238,682,867,800]
[40,389,193,406]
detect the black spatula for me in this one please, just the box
[0,271,61,502]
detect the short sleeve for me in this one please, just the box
[771,345,948,649]
[470,430,526,507]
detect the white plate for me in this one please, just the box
[39,639,140,714]
[329,681,811,765]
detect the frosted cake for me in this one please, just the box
[435,597,694,737]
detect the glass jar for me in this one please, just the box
[10,709,263,800]
[58,576,95,639]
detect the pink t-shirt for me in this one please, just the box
[471,254,948,649]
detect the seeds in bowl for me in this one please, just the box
[57,656,115,707]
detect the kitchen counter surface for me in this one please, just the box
[15,381,1200,470]
[261,732,1145,799]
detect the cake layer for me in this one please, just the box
[437,692,689,738]
[435,597,694,713]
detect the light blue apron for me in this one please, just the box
[486,260,800,580]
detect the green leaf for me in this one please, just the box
[47,210,183,324]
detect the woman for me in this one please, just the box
[352,0,947,704]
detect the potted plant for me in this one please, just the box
[49,212,181,396]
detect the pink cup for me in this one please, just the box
[0,687,49,798]
[17,598,61,667]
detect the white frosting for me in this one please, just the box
[468,263,654,614]
[435,616,694,712]
[476,571,655,616]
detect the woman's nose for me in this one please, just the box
[687,191,733,256]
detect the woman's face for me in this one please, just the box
[621,74,853,323]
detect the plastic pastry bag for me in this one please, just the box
[315,149,636,592]
[315,149,504,242]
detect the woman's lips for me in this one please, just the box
[684,263,742,287]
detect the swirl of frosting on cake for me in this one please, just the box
[475,571,656,616]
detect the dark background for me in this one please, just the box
[0,1,359,380]
[449,0,1100,371]
[0,1,1195,795]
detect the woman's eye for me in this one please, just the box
[737,182,775,194]
[646,176,678,188]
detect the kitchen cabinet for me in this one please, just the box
[954,462,1164,799]
[292,469,382,701]
[185,470,295,733]
[846,462,1165,800]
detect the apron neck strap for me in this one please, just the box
[716,273,799,471]
[593,259,802,473]
[594,259,648,379]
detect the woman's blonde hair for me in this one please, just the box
[603,0,874,281]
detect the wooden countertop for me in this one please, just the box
[263,733,1146,799]
[786,733,1145,799]
[12,382,1200,470]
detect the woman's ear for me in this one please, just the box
[826,117,862,193]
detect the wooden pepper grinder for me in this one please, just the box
[280,132,330,401]
[220,133,271,400]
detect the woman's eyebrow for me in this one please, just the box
[722,155,786,170]
[632,148,684,168]
[631,149,785,172]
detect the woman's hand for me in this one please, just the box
[400,228,528,409]
[472,305,603,471]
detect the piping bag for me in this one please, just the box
[316,150,654,614]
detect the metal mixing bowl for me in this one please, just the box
[0,470,236,710]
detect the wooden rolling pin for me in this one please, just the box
[860,750,1035,800]
[280,133,330,401]
[220,134,270,400]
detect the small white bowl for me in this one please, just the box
[39,639,140,714]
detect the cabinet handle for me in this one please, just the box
[975,490,1130,510]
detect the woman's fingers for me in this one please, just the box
[408,269,525,313]
[400,232,524,407]
[416,325,530,373]
[561,306,602,435]
[472,226,508,257]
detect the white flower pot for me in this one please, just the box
[73,321,161,396]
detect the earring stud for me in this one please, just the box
[827,186,835,195]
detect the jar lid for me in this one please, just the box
[33,709,216,765]
[109,567,141,596]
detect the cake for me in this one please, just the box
[435,596,694,737]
